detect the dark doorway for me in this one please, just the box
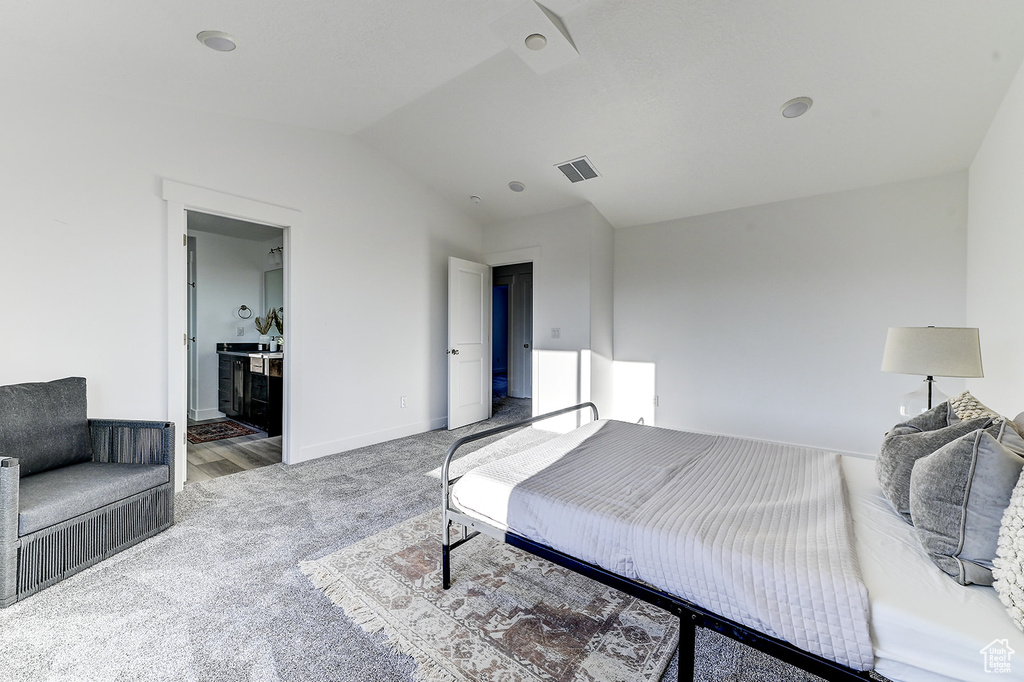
[492,262,533,404]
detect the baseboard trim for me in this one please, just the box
[192,408,226,423]
[294,417,447,464]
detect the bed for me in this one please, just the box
[440,403,1024,681]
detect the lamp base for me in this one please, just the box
[898,377,949,419]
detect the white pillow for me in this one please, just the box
[949,390,1001,422]
[993,469,1024,632]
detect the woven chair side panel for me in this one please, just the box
[90,421,174,467]
[16,484,172,600]
[0,462,18,606]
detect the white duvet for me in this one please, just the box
[451,419,874,671]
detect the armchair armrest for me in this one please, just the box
[0,458,19,607]
[0,458,18,531]
[89,420,175,468]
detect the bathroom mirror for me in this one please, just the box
[264,268,283,330]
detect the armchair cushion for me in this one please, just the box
[18,462,169,535]
[0,377,92,477]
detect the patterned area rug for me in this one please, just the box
[301,510,679,681]
[186,420,258,444]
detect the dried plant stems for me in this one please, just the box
[254,309,276,335]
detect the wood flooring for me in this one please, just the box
[186,419,282,484]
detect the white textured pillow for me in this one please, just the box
[993,469,1024,633]
[950,390,1001,422]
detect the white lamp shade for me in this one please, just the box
[881,327,983,378]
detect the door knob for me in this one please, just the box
[524,344,529,348]
[448,348,460,355]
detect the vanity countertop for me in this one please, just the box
[216,342,283,359]
[218,350,283,359]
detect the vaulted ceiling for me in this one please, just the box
[6,0,1024,227]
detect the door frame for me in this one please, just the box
[163,180,302,491]
[509,269,533,398]
[186,236,198,420]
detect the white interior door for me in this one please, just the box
[448,257,491,429]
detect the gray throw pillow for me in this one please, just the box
[0,377,92,477]
[888,401,960,435]
[910,424,1024,585]
[876,415,993,523]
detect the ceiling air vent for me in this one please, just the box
[556,156,600,183]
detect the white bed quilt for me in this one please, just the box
[451,419,874,671]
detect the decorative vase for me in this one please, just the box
[258,334,270,350]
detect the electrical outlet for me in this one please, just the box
[551,327,561,339]
[653,395,659,407]
[236,326,245,337]
[400,396,408,408]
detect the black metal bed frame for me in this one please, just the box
[441,402,875,682]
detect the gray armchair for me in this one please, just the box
[0,377,174,607]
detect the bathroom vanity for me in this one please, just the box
[216,343,283,437]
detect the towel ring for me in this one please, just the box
[237,305,253,319]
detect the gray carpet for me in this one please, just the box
[0,398,831,681]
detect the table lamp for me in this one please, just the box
[881,326,983,417]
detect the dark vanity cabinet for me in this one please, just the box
[248,355,283,437]
[217,345,283,437]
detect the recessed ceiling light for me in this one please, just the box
[508,181,525,192]
[781,97,813,118]
[197,30,237,52]
[524,33,547,50]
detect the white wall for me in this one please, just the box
[967,59,1024,417]
[2,84,482,464]
[615,173,969,455]
[483,204,615,422]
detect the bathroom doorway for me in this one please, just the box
[164,179,301,491]
[185,211,286,483]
